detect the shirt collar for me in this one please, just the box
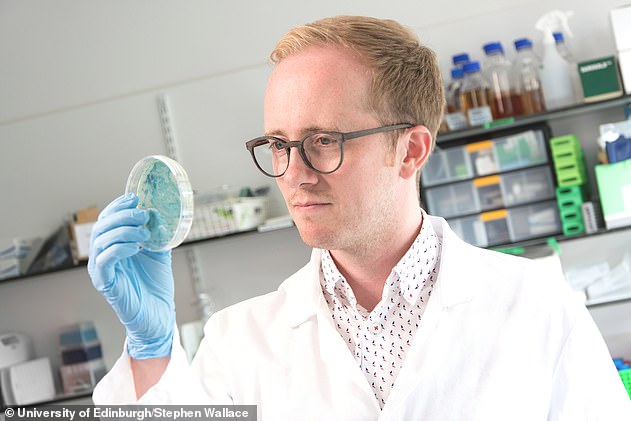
[319,210,441,307]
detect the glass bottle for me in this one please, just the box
[444,67,468,131]
[482,41,519,118]
[513,38,546,115]
[460,61,493,127]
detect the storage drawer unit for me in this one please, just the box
[424,166,555,218]
[447,200,561,247]
[446,215,489,248]
[500,167,556,207]
[421,145,473,186]
[506,201,561,243]
[467,130,548,177]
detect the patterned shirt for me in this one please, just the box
[320,215,441,409]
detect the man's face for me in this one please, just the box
[263,46,404,254]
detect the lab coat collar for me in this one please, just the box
[278,215,479,328]
[279,248,326,328]
[428,214,479,308]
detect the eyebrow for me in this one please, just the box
[265,125,343,138]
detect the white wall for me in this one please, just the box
[1,0,630,393]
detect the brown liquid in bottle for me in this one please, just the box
[460,87,493,126]
[460,87,491,111]
[510,93,524,117]
[489,91,515,119]
[520,88,546,115]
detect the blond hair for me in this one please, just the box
[271,16,445,148]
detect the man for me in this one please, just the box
[89,16,630,419]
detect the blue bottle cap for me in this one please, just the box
[483,42,504,55]
[451,67,464,79]
[452,53,470,66]
[462,61,481,74]
[514,38,533,50]
[553,32,565,43]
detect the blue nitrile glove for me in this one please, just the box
[87,193,175,359]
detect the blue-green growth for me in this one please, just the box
[137,160,181,250]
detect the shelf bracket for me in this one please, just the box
[157,93,214,322]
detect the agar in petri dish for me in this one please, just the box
[125,155,194,251]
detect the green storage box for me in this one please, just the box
[620,368,631,399]
[595,160,631,229]
[578,56,624,102]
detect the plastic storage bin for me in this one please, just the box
[447,215,488,247]
[500,166,555,207]
[482,209,511,246]
[424,180,479,218]
[550,134,587,187]
[493,130,548,171]
[424,166,555,218]
[475,175,503,210]
[507,201,561,242]
[466,130,548,176]
[467,140,498,176]
[421,145,473,186]
[619,368,631,399]
[556,185,587,236]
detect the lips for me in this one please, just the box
[291,198,332,210]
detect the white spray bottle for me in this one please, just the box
[535,10,577,109]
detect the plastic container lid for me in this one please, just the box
[450,67,464,79]
[514,38,533,50]
[483,42,504,55]
[125,155,194,251]
[462,61,481,74]
[452,53,470,66]
[553,32,565,43]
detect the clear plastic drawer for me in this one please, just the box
[421,146,473,186]
[481,209,511,246]
[467,140,499,177]
[507,201,561,242]
[447,215,488,247]
[500,166,555,207]
[474,175,503,211]
[424,180,479,218]
[493,130,548,171]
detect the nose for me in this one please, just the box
[281,148,319,188]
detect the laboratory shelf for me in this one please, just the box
[0,226,279,284]
[586,293,631,309]
[437,94,631,145]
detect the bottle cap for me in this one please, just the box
[553,32,565,43]
[450,67,464,79]
[452,53,470,66]
[125,155,194,251]
[514,38,533,50]
[462,61,481,74]
[483,42,504,55]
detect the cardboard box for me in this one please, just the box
[578,56,624,102]
[619,49,631,95]
[610,4,631,52]
[69,207,99,261]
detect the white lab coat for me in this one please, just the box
[94,216,631,420]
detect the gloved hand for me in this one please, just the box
[87,193,175,359]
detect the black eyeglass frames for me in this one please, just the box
[245,123,414,178]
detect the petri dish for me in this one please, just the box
[125,155,194,251]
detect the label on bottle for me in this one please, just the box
[444,112,468,130]
[467,106,493,126]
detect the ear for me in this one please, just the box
[399,125,432,180]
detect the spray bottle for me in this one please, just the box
[535,10,577,109]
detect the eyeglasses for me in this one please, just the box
[245,123,413,178]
